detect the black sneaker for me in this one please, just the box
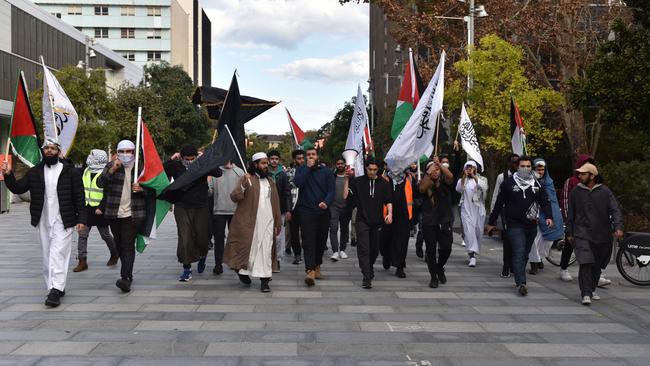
[292,255,303,265]
[58,289,65,297]
[382,256,391,270]
[213,264,223,275]
[116,278,132,293]
[361,280,372,289]
[518,284,528,296]
[437,268,447,284]
[238,273,252,285]
[45,289,61,307]
[429,277,439,288]
[501,266,511,278]
[350,239,357,247]
[395,268,406,278]
[260,278,271,293]
[538,261,544,270]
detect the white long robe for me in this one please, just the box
[239,179,274,278]
[38,162,74,291]
[529,228,552,263]
[457,178,487,255]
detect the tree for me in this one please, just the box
[341,0,633,158]
[570,0,650,159]
[446,35,564,157]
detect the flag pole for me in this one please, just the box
[40,56,59,144]
[134,106,142,183]
[224,124,252,187]
[433,112,441,157]
[285,107,299,149]
[417,159,421,182]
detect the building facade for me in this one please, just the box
[368,3,403,131]
[34,0,212,86]
[0,0,143,212]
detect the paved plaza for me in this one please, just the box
[0,202,649,365]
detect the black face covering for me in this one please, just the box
[43,155,59,167]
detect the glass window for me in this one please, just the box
[122,53,136,62]
[51,12,61,18]
[94,5,108,16]
[146,29,162,39]
[147,51,161,62]
[67,5,81,15]
[121,6,135,16]
[147,6,161,16]
[121,28,135,39]
[94,28,109,39]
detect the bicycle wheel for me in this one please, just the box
[616,247,650,286]
[546,239,576,267]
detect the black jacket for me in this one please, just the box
[5,161,87,228]
[567,183,623,243]
[163,160,210,209]
[270,168,291,214]
[488,175,552,228]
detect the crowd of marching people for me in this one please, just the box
[0,139,623,308]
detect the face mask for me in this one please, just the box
[182,159,194,168]
[442,163,450,169]
[43,155,59,167]
[118,153,134,166]
[517,167,532,178]
[534,172,542,179]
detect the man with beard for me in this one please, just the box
[346,159,393,289]
[267,150,291,271]
[224,152,282,292]
[329,157,350,261]
[73,149,118,272]
[2,139,87,307]
[293,148,335,286]
[566,163,623,305]
[487,156,553,296]
[98,139,149,293]
[164,145,213,282]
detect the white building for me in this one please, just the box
[33,0,212,86]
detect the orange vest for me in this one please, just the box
[384,176,413,220]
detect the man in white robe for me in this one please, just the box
[2,139,86,307]
[224,152,281,292]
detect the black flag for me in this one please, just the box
[159,77,242,202]
[217,73,246,167]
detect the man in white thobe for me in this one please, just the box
[2,139,86,307]
[224,152,281,292]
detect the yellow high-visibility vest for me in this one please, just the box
[82,168,103,207]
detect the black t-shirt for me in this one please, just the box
[349,176,392,225]
[420,181,454,226]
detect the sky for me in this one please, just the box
[203,0,369,135]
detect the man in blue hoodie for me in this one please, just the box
[293,148,335,286]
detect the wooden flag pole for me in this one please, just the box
[134,106,142,184]
[433,112,441,157]
[224,124,252,187]
[40,56,59,144]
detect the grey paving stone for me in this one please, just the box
[204,342,297,356]
[0,357,42,366]
[33,356,122,366]
[90,341,207,357]
[118,357,240,366]
[406,342,515,358]
[299,343,405,357]
[11,342,99,356]
[0,341,24,355]
[504,343,598,357]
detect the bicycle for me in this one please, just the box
[545,236,577,267]
[616,232,650,286]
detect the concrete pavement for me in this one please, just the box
[0,202,649,365]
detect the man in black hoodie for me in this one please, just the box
[487,156,552,296]
[2,139,87,307]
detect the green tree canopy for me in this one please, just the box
[446,35,564,158]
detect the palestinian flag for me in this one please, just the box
[9,72,41,167]
[285,108,305,148]
[391,50,424,140]
[136,120,171,253]
[510,96,527,156]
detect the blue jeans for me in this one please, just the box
[506,224,537,286]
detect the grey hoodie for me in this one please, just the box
[208,165,244,215]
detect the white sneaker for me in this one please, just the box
[581,296,591,305]
[560,269,573,282]
[598,276,612,287]
[468,257,476,267]
[591,292,601,301]
[339,251,348,259]
[461,240,467,247]
[330,252,339,262]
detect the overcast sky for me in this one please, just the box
[204,0,369,135]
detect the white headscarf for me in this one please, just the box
[251,152,267,162]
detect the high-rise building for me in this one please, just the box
[368,3,403,134]
[33,0,212,86]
